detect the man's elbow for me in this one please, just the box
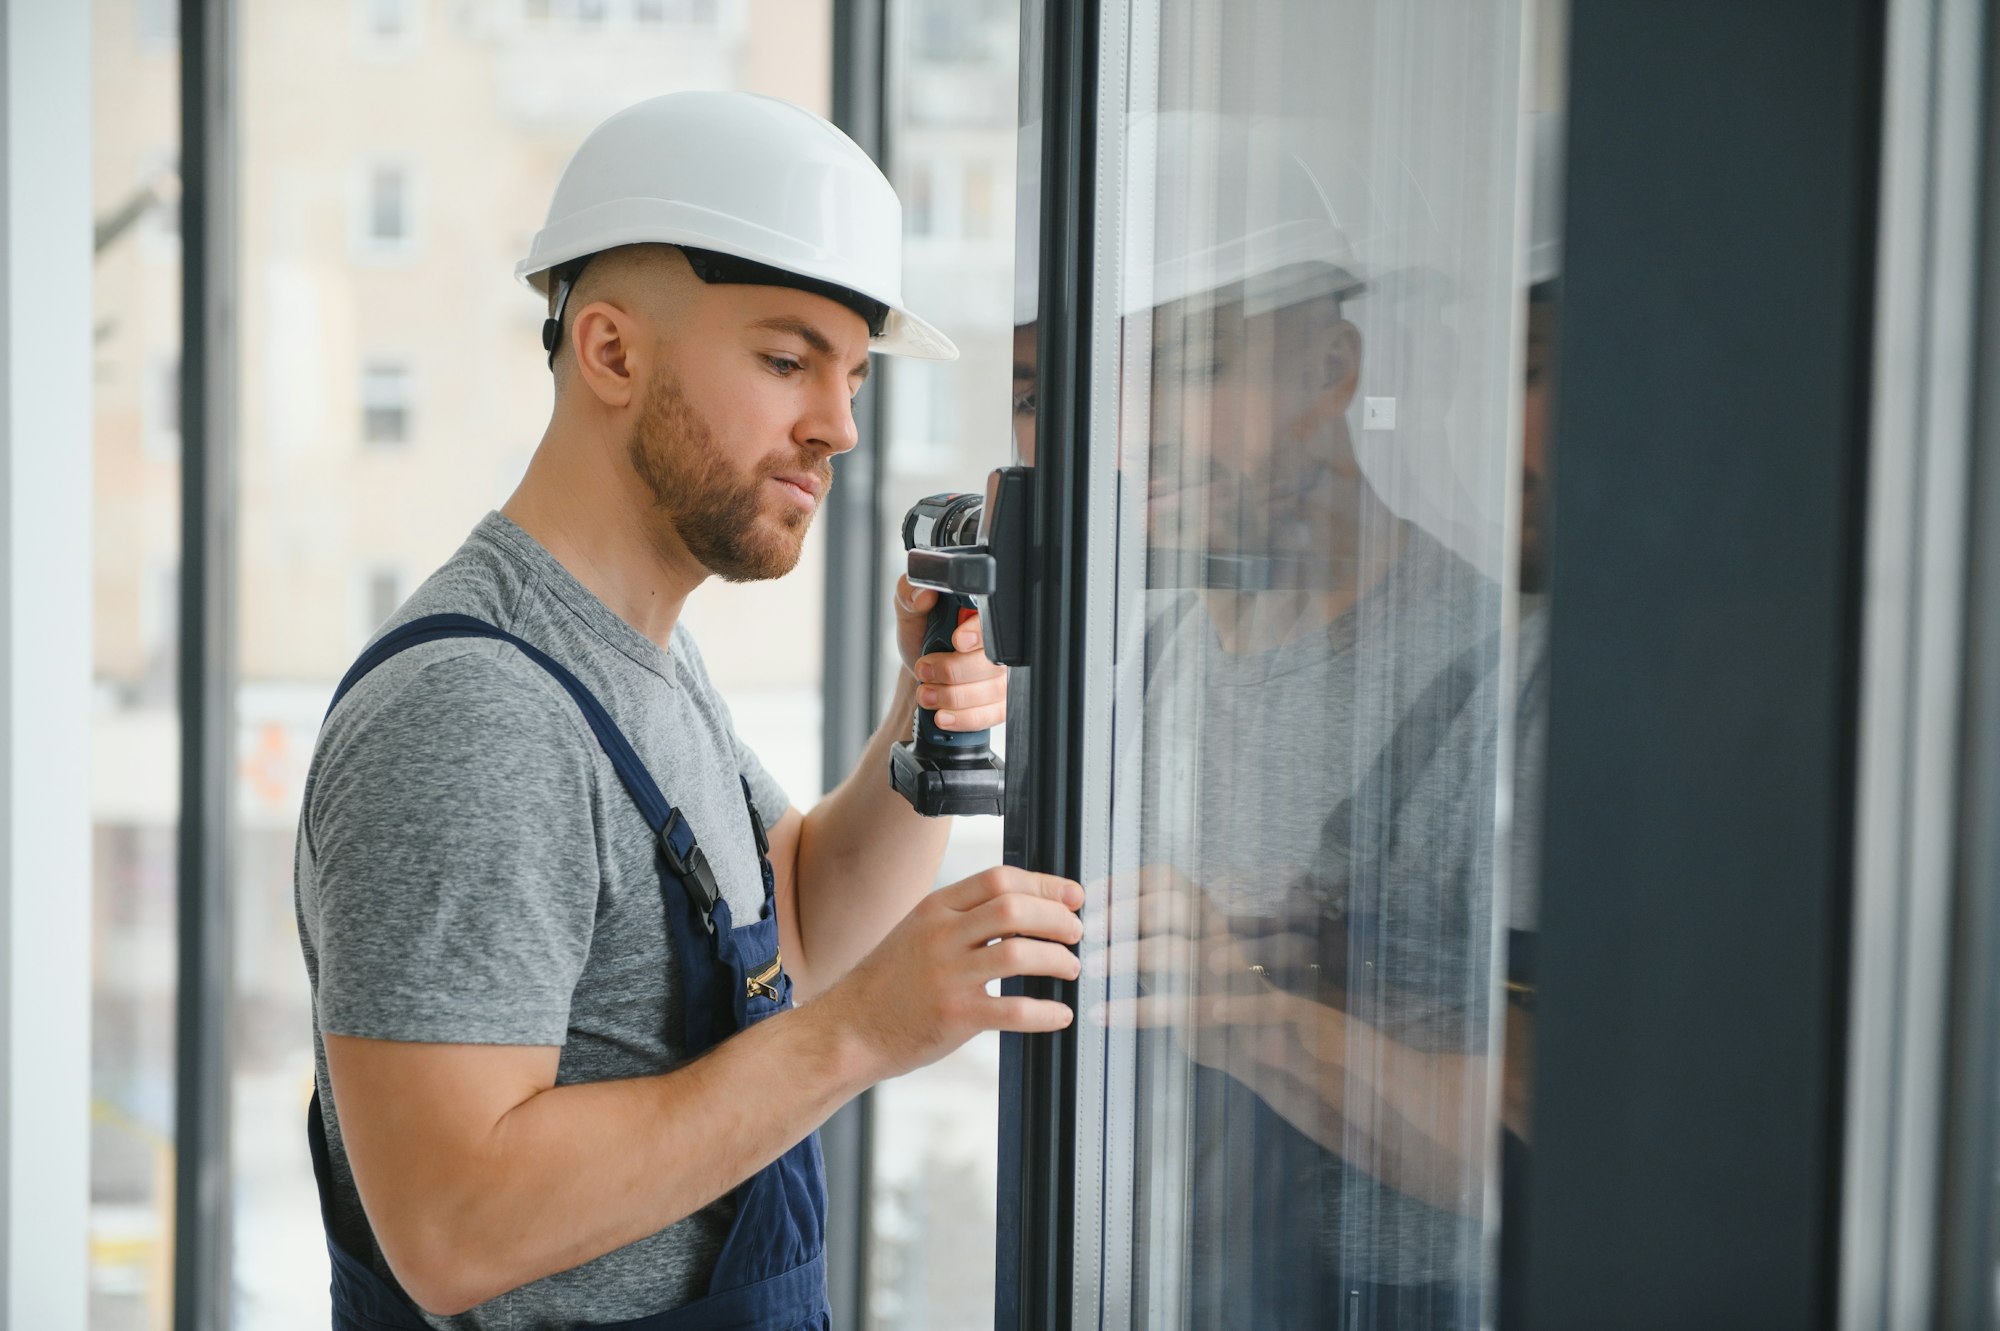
[375,1209,508,1317]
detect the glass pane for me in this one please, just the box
[91,0,182,1325]
[866,0,1020,1325]
[1045,0,1554,1324]
[233,7,834,1325]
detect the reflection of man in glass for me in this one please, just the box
[1051,115,1519,1330]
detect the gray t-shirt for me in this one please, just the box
[1132,524,1502,1307]
[295,512,791,1330]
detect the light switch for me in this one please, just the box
[1363,396,1397,431]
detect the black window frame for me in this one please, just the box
[820,1,891,1325]
[175,0,240,1324]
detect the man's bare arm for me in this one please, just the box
[327,1001,862,1315]
[771,585,1006,999]
[328,866,1081,1316]
[770,670,951,998]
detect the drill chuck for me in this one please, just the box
[902,492,985,553]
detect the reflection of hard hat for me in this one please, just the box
[518,92,957,361]
[1012,114,1379,327]
[1124,113,1366,318]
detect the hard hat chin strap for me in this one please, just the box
[542,258,590,372]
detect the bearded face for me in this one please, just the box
[626,366,833,583]
[1146,293,1367,569]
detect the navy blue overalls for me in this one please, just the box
[306,614,829,1330]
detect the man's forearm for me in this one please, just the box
[790,670,952,996]
[373,1003,875,1315]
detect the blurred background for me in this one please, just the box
[28,0,2000,1326]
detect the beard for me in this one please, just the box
[626,369,831,583]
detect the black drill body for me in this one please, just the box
[890,492,1006,817]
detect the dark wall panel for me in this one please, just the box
[1522,1,1883,1327]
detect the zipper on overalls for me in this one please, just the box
[746,952,782,1000]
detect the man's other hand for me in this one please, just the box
[819,864,1081,1079]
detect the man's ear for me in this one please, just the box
[1319,318,1362,414]
[568,299,642,409]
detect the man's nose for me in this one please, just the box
[802,381,860,456]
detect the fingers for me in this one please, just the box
[980,995,1075,1034]
[958,887,1085,949]
[913,645,1005,686]
[973,936,1082,985]
[949,611,983,654]
[914,673,1007,724]
[895,574,939,617]
[910,607,1007,731]
[939,866,1083,915]
[927,699,1006,733]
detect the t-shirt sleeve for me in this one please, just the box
[303,648,601,1046]
[671,631,792,826]
[732,721,791,832]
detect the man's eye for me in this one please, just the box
[765,355,804,376]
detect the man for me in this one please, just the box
[295,91,1082,1330]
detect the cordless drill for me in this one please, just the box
[890,491,1008,817]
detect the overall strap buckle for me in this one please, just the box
[659,809,720,936]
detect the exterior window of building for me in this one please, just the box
[351,565,407,648]
[354,0,424,57]
[137,0,175,48]
[145,354,179,460]
[633,0,666,20]
[366,569,402,628]
[574,0,609,24]
[360,362,413,448]
[905,159,935,236]
[139,560,179,703]
[355,160,415,256]
[369,165,405,242]
[139,150,180,250]
[366,0,407,39]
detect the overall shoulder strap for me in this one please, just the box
[326,613,729,930]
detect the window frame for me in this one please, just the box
[994,0,1097,1325]
[174,0,242,1324]
[821,2,893,1326]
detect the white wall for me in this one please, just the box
[0,0,92,1324]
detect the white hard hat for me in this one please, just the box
[518,91,957,362]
